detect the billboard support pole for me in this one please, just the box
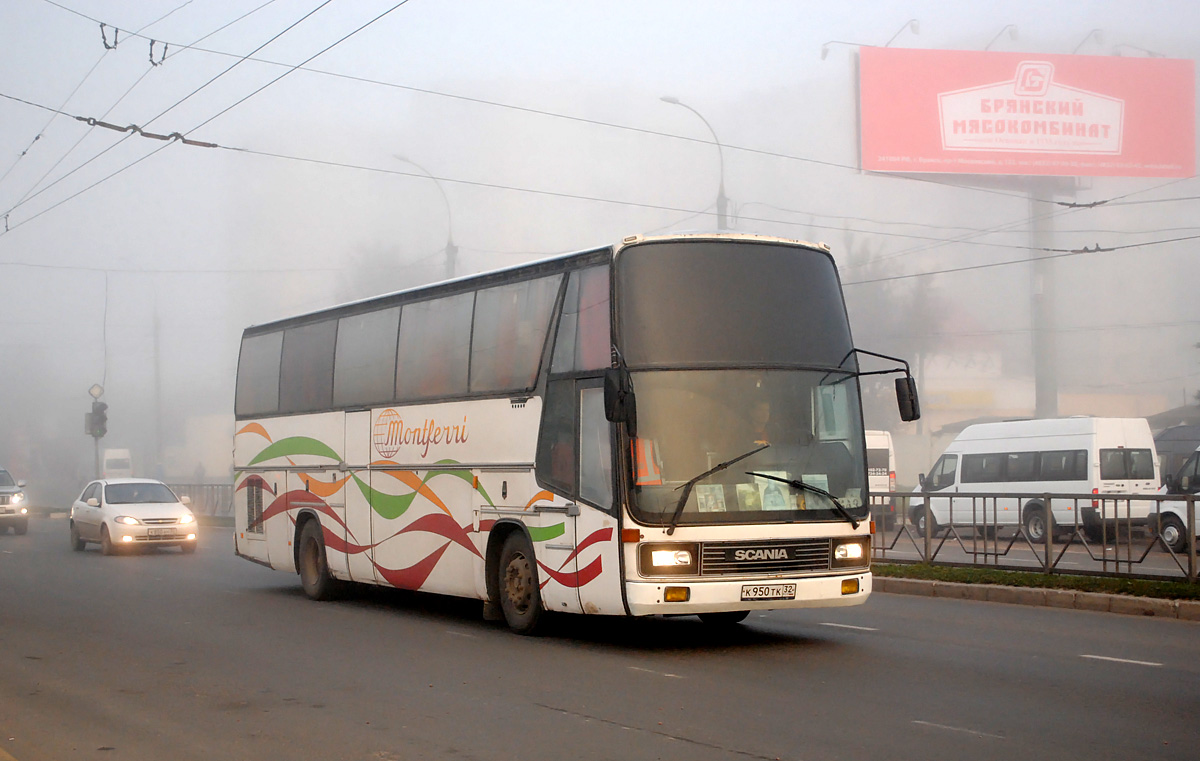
[1030,179,1060,419]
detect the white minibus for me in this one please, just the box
[910,417,1159,542]
[865,430,897,528]
[1153,444,1200,553]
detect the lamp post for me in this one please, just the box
[820,19,919,59]
[883,18,920,47]
[1113,43,1165,57]
[394,155,457,280]
[660,96,728,230]
[1072,28,1103,54]
[983,24,1019,51]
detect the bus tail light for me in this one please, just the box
[889,471,896,492]
[1092,487,1099,508]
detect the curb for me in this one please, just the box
[874,576,1200,621]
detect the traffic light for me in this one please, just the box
[91,401,108,438]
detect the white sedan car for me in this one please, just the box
[70,479,198,555]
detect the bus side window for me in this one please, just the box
[535,379,576,497]
[578,386,614,511]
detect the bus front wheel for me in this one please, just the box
[498,533,543,635]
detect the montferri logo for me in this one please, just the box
[373,409,403,458]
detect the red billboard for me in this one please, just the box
[860,48,1194,177]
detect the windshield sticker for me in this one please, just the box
[754,471,791,510]
[695,484,727,513]
[735,483,761,511]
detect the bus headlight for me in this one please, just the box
[652,549,693,567]
[639,543,699,576]
[832,539,869,568]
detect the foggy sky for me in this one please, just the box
[1,0,1197,503]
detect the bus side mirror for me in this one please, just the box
[918,473,927,490]
[604,368,636,432]
[1183,475,1192,492]
[896,376,921,422]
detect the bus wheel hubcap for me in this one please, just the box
[505,554,532,613]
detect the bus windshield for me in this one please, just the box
[625,370,867,526]
[616,239,867,526]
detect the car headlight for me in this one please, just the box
[179,513,195,525]
[831,538,869,568]
[12,492,24,505]
[115,515,141,526]
[638,543,699,576]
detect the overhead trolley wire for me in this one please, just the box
[2,1,412,237]
[36,0,1063,209]
[1,0,200,199]
[2,0,339,224]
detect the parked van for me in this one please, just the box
[910,417,1159,542]
[101,449,133,479]
[865,430,897,528]
[1151,444,1200,553]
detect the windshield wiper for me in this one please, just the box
[744,471,859,529]
[665,444,769,535]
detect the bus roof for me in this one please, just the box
[242,232,831,336]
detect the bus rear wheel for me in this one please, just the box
[1023,505,1051,543]
[498,533,543,635]
[298,520,341,601]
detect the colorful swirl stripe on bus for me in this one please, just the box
[236,425,609,591]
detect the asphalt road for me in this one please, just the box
[2,517,1198,761]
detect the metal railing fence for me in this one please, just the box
[167,483,234,517]
[871,490,1198,583]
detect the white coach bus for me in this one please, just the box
[232,233,920,633]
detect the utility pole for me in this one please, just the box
[1029,179,1061,418]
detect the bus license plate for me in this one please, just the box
[740,584,796,601]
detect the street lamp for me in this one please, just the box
[1113,43,1165,57]
[1072,28,1103,54]
[394,154,458,280]
[660,96,728,230]
[983,24,1019,51]
[821,20,919,59]
[884,19,920,47]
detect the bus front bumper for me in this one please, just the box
[625,572,872,616]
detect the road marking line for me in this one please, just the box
[820,622,878,632]
[1080,654,1161,667]
[628,666,683,679]
[444,630,476,638]
[912,720,1005,739]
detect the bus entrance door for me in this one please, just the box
[345,411,377,583]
